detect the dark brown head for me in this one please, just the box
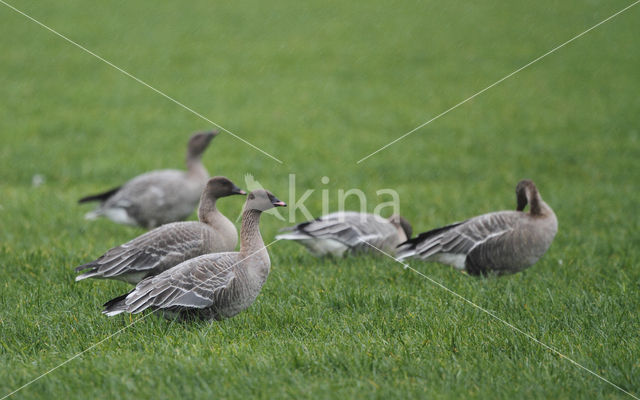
[245,189,287,212]
[515,179,540,214]
[187,130,218,159]
[388,215,413,240]
[204,176,246,199]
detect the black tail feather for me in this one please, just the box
[397,220,466,249]
[78,186,121,204]
[75,262,97,273]
[102,292,131,311]
[278,217,322,234]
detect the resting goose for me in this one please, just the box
[396,180,557,276]
[276,211,412,257]
[102,189,286,321]
[75,177,245,284]
[79,131,217,228]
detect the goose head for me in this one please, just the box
[187,130,218,159]
[388,215,413,241]
[244,189,287,212]
[204,176,246,199]
[516,179,541,214]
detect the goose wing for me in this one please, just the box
[75,221,209,282]
[104,170,186,210]
[104,253,237,315]
[277,212,395,249]
[398,211,520,260]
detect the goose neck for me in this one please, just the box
[186,156,208,180]
[198,197,220,225]
[528,190,554,217]
[240,209,264,254]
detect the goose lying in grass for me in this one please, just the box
[79,131,217,228]
[276,211,412,257]
[396,180,557,276]
[75,177,245,284]
[103,189,286,321]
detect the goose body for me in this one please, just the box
[103,189,286,321]
[79,131,217,228]
[396,180,557,276]
[276,211,412,257]
[75,177,245,284]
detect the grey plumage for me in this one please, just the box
[102,189,287,321]
[79,131,217,228]
[396,180,558,276]
[276,211,412,257]
[75,176,246,284]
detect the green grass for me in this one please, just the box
[1,0,639,398]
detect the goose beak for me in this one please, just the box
[199,131,217,146]
[516,196,527,211]
[271,196,287,207]
[201,130,219,144]
[232,186,247,195]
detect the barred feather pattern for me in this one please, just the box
[103,207,272,321]
[75,221,225,284]
[276,212,405,256]
[397,207,557,276]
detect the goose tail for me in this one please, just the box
[396,221,465,260]
[275,232,310,241]
[74,262,99,281]
[102,293,131,316]
[84,210,102,220]
[395,241,416,260]
[78,186,121,204]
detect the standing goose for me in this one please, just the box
[75,177,245,284]
[102,189,286,321]
[396,180,557,276]
[276,211,412,257]
[79,131,218,228]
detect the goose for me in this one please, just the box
[75,176,246,284]
[79,131,218,228]
[276,211,412,257]
[396,180,557,276]
[102,189,286,321]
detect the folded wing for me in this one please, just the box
[397,211,519,265]
[277,212,397,254]
[103,252,237,315]
[75,221,209,283]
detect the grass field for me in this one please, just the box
[1,0,639,398]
